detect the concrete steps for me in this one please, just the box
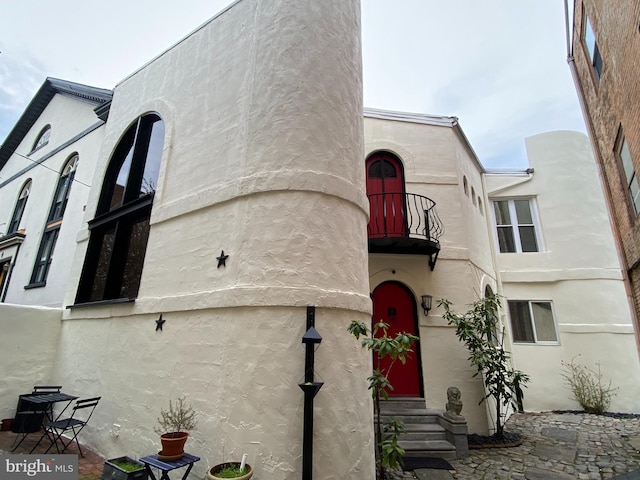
[379,398,458,460]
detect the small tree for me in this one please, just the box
[154,397,197,435]
[348,320,418,480]
[439,295,529,439]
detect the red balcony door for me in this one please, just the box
[366,153,406,237]
[372,282,422,397]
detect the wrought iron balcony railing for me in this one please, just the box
[367,192,444,269]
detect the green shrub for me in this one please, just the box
[561,357,617,414]
[440,295,530,439]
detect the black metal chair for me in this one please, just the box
[32,385,62,394]
[28,386,63,419]
[40,397,101,457]
[10,403,49,452]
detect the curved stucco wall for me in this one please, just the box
[60,1,374,478]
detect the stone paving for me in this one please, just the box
[413,412,640,480]
[2,411,640,479]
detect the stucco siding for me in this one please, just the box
[488,131,640,414]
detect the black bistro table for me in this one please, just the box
[19,392,78,453]
[20,392,78,423]
[139,453,200,480]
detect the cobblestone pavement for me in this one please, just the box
[3,411,640,479]
[414,412,640,480]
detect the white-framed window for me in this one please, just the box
[31,125,51,153]
[508,300,558,344]
[491,198,542,253]
[583,13,603,80]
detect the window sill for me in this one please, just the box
[24,282,46,290]
[68,297,136,309]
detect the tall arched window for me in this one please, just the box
[76,114,164,304]
[28,155,78,287]
[8,180,31,234]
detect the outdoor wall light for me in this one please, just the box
[421,294,433,316]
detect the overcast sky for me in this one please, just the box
[0,0,585,169]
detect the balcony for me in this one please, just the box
[367,192,444,269]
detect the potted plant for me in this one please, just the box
[154,397,197,460]
[101,456,147,480]
[207,458,253,480]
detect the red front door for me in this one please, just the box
[372,282,422,397]
[366,153,406,237]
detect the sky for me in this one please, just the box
[0,0,585,170]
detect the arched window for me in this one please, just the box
[28,155,78,287]
[463,176,469,196]
[49,155,78,222]
[8,180,31,234]
[76,114,165,304]
[32,125,51,153]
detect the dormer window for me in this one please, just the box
[31,125,51,153]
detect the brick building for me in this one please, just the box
[568,0,640,350]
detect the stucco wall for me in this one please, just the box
[0,303,62,419]
[59,1,373,478]
[0,94,105,307]
[364,116,495,434]
[487,131,640,413]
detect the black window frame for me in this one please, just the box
[8,180,31,234]
[75,114,164,305]
[48,155,78,222]
[26,155,78,289]
[26,226,60,288]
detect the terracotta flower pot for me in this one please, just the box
[207,462,253,480]
[159,432,189,458]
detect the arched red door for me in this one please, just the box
[366,153,406,238]
[371,282,422,397]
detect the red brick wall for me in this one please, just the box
[572,0,640,343]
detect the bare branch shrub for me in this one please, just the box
[561,357,617,414]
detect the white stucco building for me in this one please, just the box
[1,1,639,478]
[486,131,640,413]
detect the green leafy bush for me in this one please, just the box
[440,295,530,439]
[348,320,418,479]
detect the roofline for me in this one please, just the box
[116,0,244,87]
[364,107,458,127]
[485,167,535,176]
[0,77,113,170]
[364,107,485,172]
